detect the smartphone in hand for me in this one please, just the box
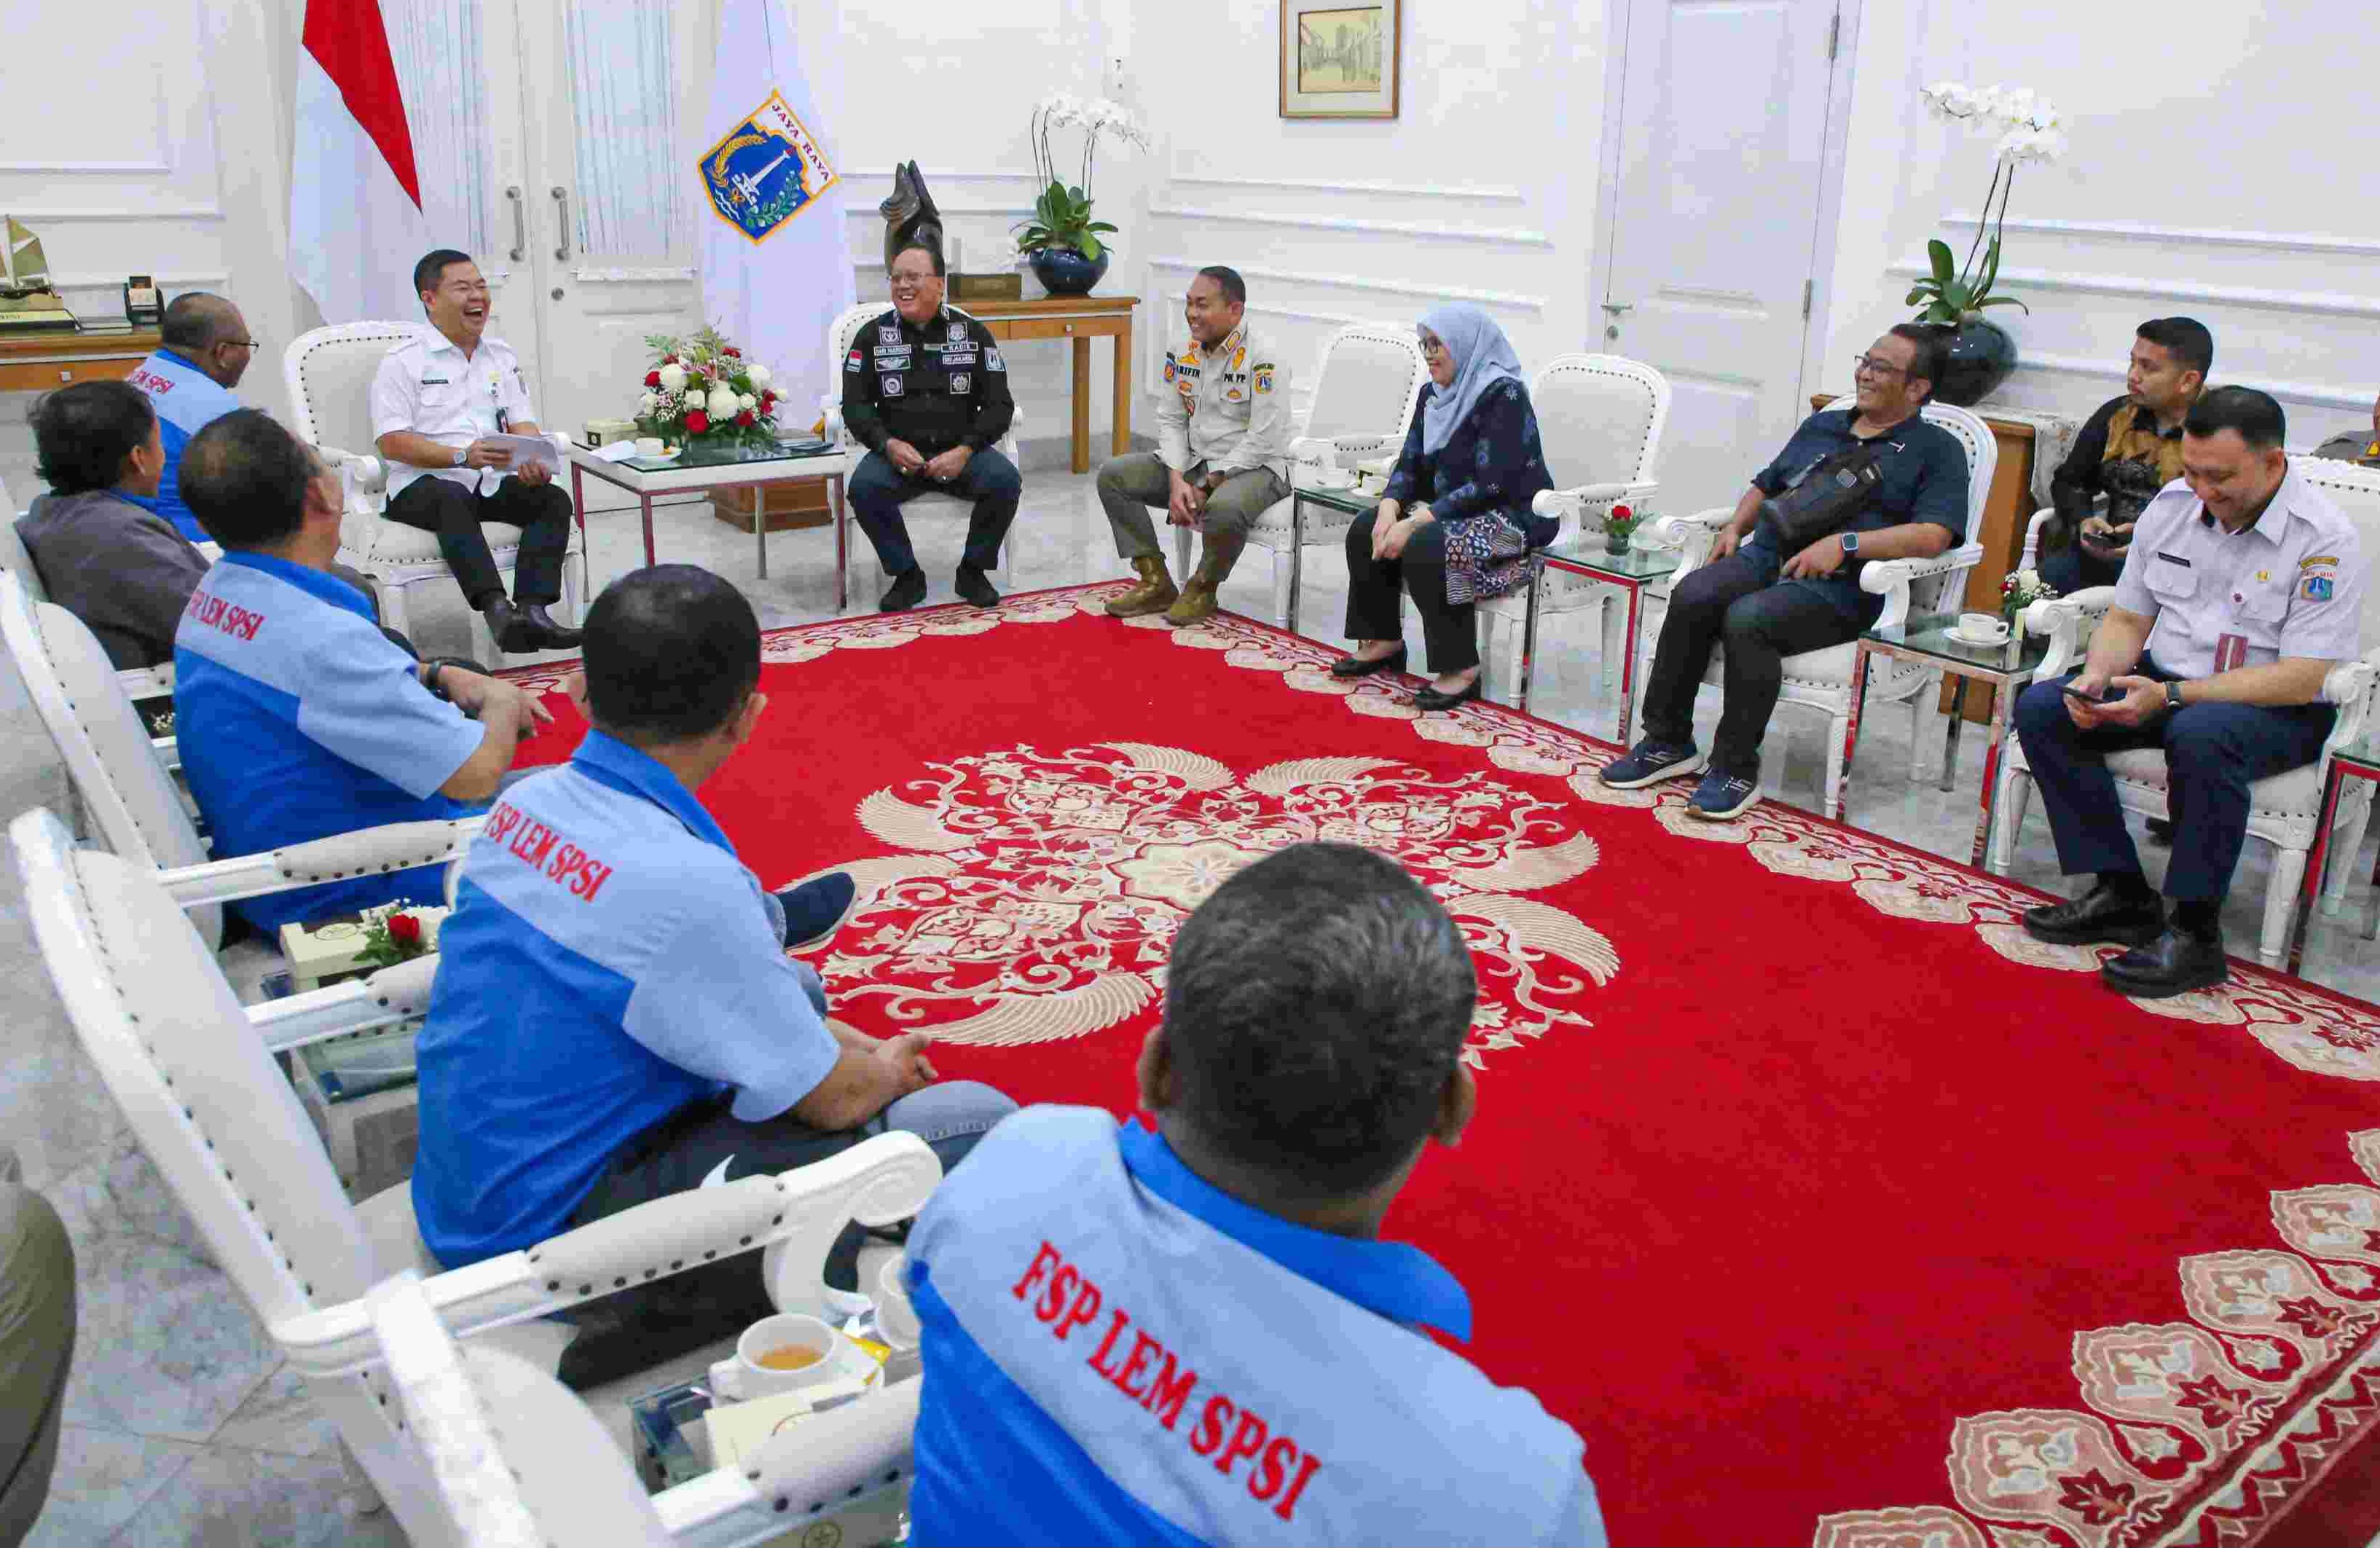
[2061,683,2126,704]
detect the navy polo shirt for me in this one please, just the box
[173,552,479,932]
[1744,408,1972,622]
[906,1107,1607,1547]
[412,731,841,1265]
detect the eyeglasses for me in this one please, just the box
[888,272,937,288]
[1418,336,1448,357]
[220,338,257,352]
[1851,354,1909,379]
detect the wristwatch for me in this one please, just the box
[450,445,468,468]
[1839,530,1861,557]
[2164,680,2184,715]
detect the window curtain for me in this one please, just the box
[564,0,690,260]
[382,0,495,260]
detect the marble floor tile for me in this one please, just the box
[101,1442,409,1548]
[23,1425,203,1547]
[207,1364,341,1461]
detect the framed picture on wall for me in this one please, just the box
[1280,0,1401,119]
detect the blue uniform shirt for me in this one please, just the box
[1745,408,1972,624]
[412,731,841,1265]
[125,348,243,543]
[906,1107,1607,1547]
[173,552,479,932]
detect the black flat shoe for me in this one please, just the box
[1413,677,1484,712]
[2100,927,2228,998]
[879,567,927,613]
[2021,884,2165,947]
[1330,646,1407,678]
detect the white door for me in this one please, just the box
[508,0,707,442]
[1597,0,1846,516]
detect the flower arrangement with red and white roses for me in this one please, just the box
[634,326,780,447]
[353,902,439,970]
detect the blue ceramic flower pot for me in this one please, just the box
[1932,317,2017,407]
[1029,246,1110,296]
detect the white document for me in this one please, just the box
[485,433,563,475]
[591,439,642,464]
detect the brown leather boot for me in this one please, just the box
[1167,531,1244,626]
[1105,552,1179,616]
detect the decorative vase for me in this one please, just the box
[1931,316,2018,407]
[1029,246,1110,296]
[1606,529,1632,555]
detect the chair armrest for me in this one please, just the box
[158,816,486,907]
[2019,506,2056,572]
[1533,480,1656,519]
[246,951,441,1053]
[320,447,387,493]
[744,1379,919,1509]
[1653,506,1738,575]
[1857,541,1982,630]
[2024,586,2119,677]
[117,664,173,699]
[274,1131,944,1379]
[2318,654,2380,759]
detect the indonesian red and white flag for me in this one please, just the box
[289,0,431,323]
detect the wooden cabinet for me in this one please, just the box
[0,329,160,393]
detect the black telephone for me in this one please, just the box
[123,275,162,328]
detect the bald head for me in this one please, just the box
[160,293,254,389]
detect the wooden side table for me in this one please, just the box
[0,328,160,392]
[959,296,1137,474]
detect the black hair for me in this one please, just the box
[160,292,240,354]
[1193,266,1247,307]
[2136,316,2215,379]
[2185,385,2287,450]
[178,409,318,549]
[582,565,763,745]
[1886,322,1950,403]
[30,380,157,497]
[1159,842,1475,1195]
[889,240,946,278]
[412,248,476,301]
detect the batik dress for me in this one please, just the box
[1382,378,1557,602]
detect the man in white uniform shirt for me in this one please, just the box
[1096,266,1292,626]
[371,248,581,653]
[2015,387,2365,997]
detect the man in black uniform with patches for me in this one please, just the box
[841,241,1021,612]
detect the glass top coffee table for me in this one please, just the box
[565,439,844,592]
[1517,535,1681,736]
[2290,736,2380,975]
[1282,483,1377,639]
[1844,613,2051,867]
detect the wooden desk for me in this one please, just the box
[0,329,160,393]
[962,296,1136,474]
[1810,393,2040,723]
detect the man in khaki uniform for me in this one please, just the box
[1096,265,1292,625]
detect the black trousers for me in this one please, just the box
[1343,507,1477,672]
[1637,549,1865,774]
[382,476,573,608]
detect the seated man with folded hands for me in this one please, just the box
[413,564,1016,1387]
[901,841,1606,1547]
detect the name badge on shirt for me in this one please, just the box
[420,376,452,386]
[881,374,904,397]
[2214,633,2249,673]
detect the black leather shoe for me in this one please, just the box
[955,565,1001,609]
[1330,645,1407,678]
[518,602,584,650]
[880,567,927,613]
[2145,817,2175,846]
[2022,884,2166,946]
[2101,927,2229,998]
[1413,677,1484,712]
[480,597,537,653]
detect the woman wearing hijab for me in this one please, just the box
[1335,305,1555,709]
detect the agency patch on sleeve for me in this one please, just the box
[986,348,1006,372]
[846,350,863,369]
[1254,365,1275,394]
[2301,554,2340,569]
[2301,570,2336,602]
[1163,352,1177,385]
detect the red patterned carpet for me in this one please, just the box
[508,584,2380,1546]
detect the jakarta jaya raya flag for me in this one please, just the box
[290,0,432,323]
[698,0,852,421]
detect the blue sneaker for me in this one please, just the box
[1687,767,1761,821]
[1598,738,1706,789]
[777,872,860,949]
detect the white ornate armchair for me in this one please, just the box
[283,323,588,659]
[1989,457,2380,966]
[1474,354,1670,704]
[1634,399,1997,819]
[12,804,940,1548]
[822,302,1024,608]
[1175,321,1427,636]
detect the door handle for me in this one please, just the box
[1601,302,1633,317]
[551,186,571,264]
[505,186,525,262]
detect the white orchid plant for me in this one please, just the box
[1017,92,1151,263]
[1911,82,2070,326]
